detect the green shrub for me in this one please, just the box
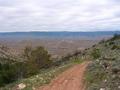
[91,48,101,59]
[0,46,53,87]
[24,46,52,69]
[21,46,53,77]
[109,41,115,45]
[111,45,120,50]
[0,61,24,87]
[30,46,52,68]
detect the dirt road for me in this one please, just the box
[38,61,90,90]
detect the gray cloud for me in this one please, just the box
[0,0,120,32]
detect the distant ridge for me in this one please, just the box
[0,31,120,39]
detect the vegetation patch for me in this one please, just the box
[85,34,120,90]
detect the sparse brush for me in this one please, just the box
[85,35,120,90]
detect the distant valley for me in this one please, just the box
[0,31,119,57]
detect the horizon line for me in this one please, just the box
[0,30,120,33]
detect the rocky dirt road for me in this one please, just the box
[38,61,90,90]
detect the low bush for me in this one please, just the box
[111,45,120,50]
[0,46,53,87]
[0,61,25,86]
[91,48,101,59]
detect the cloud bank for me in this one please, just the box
[0,0,120,32]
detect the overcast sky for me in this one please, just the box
[0,0,120,32]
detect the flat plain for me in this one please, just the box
[0,38,99,57]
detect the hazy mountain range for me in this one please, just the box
[0,31,120,39]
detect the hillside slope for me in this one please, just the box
[0,44,15,63]
[85,34,120,90]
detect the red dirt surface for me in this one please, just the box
[38,61,90,90]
